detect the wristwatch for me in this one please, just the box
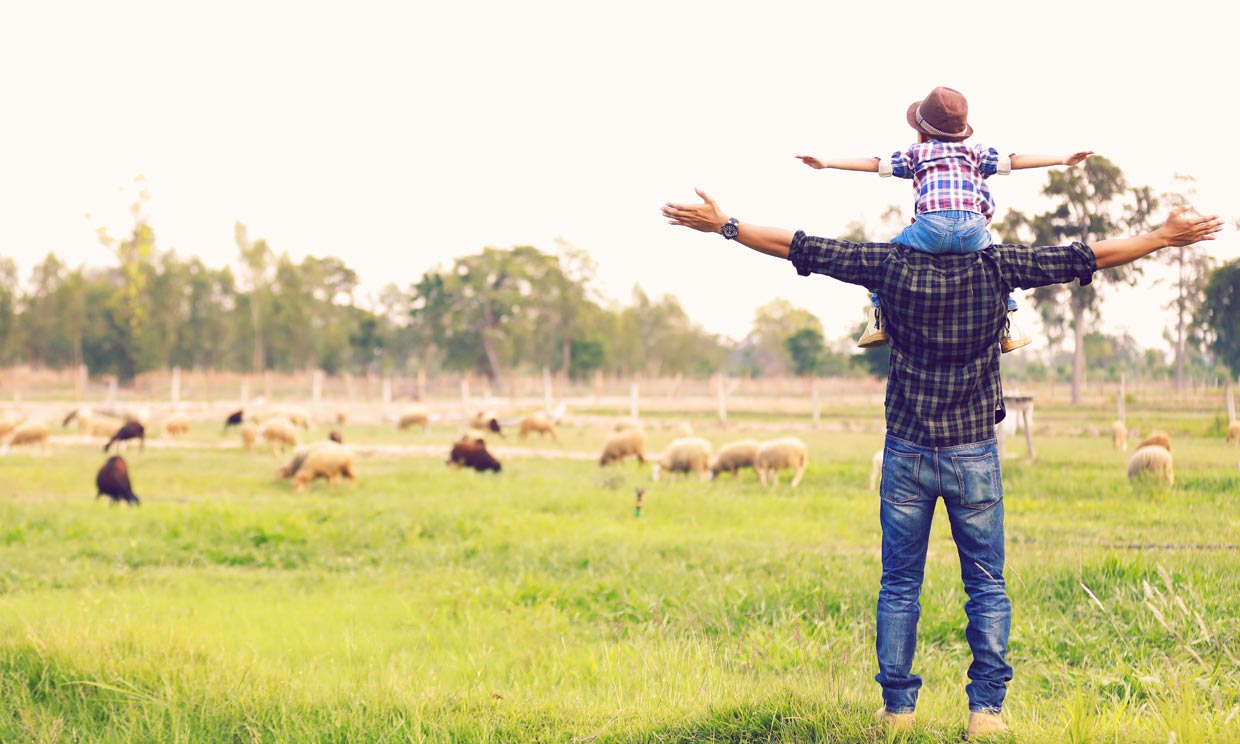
[720,217,739,240]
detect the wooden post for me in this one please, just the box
[76,364,88,401]
[1227,384,1236,423]
[593,369,602,404]
[1117,375,1125,422]
[106,376,118,405]
[1022,402,1036,460]
[171,366,181,404]
[417,370,427,401]
[543,367,553,413]
[381,376,392,407]
[240,380,250,406]
[461,377,471,414]
[630,378,639,421]
[312,369,324,404]
[811,379,821,430]
[715,374,727,427]
[344,372,355,401]
[263,370,272,400]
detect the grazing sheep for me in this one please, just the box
[469,411,504,437]
[259,418,299,455]
[122,407,150,426]
[518,413,557,441]
[162,415,190,438]
[1111,421,1128,451]
[755,437,809,488]
[709,439,760,479]
[290,442,356,492]
[223,409,244,432]
[397,406,430,431]
[1226,421,1240,447]
[240,421,258,452]
[0,413,19,440]
[1127,444,1174,488]
[103,421,145,453]
[96,455,139,505]
[652,436,713,481]
[1137,430,1171,452]
[5,421,49,453]
[599,427,647,466]
[613,418,641,432]
[64,407,122,439]
[870,449,884,491]
[447,437,502,473]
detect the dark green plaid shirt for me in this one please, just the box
[789,233,1096,447]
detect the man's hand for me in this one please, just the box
[796,155,828,169]
[1155,206,1224,247]
[1063,151,1094,166]
[662,188,727,234]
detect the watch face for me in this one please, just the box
[721,220,739,239]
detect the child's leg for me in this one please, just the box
[1000,295,1030,353]
[871,291,881,308]
[858,291,886,348]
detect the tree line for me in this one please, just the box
[0,160,1236,387]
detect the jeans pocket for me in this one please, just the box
[880,449,921,504]
[951,452,1001,510]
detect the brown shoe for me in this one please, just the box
[875,706,915,732]
[999,312,1031,353]
[965,711,1009,738]
[858,306,888,349]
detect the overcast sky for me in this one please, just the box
[1,0,1236,356]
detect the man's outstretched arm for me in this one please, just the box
[1092,207,1224,269]
[662,189,795,259]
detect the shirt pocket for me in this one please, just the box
[950,451,1002,510]
[880,449,921,504]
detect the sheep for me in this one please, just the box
[869,449,885,491]
[447,437,502,473]
[651,436,713,481]
[1226,421,1240,447]
[1111,421,1128,451]
[96,455,139,505]
[518,413,557,441]
[251,406,311,430]
[4,421,49,453]
[103,421,145,453]
[709,439,760,479]
[63,407,123,439]
[1127,445,1174,488]
[122,407,150,426]
[240,421,258,453]
[599,427,647,466]
[328,430,343,443]
[673,421,694,438]
[162,414,190,438]
[289,442,356,492]
[0,413,19,440]
[755,437,809,488]
[334,410,348,426]
[613,418,641,432]
[258,418,299,455]
[222,409,244,432]
[396,405,430,431]
[469,411,505,437]
[1137,430,1171,452]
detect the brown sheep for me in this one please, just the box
[447,438,502,473]
[162,415,190,438]
[259,419,299,455]
[1136,430,1171,452]
[709,439,760,478]
[96,455,140,505]
[5,421,49,453]
[469,411,505,437]
[599,427,646,466]
[240,422,258,453]
[397,406,430,431]
[290,442,356,492]
[518,413,557,441]
[103,421,145,453]
[1111,421,1127,451]
[1226,421,1240,447]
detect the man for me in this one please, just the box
[661,189,1221,738]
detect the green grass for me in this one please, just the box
[1,412,1238,743]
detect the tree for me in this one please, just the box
[747,299,825,376]
[785,327,827,376]
[1156,176,1213,389]
[1199,259,1240,378]
[236,222,273,372]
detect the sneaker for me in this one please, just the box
[999,312,1031,353]
[965,711,1009,739]
[875,707,915,732]
[857,306,888,348]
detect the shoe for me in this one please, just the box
[858,305,888,348]
[965,711,1009,738]
[999,312,1031,353]
[875,707,915,732]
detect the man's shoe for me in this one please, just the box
[858,306,888,348]
[875,707,915,732]
[999,312,1031,353]
[965,711,1009,738]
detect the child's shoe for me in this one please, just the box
[875,707,915,732]
[965,711,1009,739]
[857,306,888,348]
[999,311,1031,353]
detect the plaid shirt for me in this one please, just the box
[789,234,1096,447]
[885,142,1006,221]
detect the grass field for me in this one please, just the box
[1,412,1238,743]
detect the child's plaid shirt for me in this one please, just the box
[879,142,1011,222]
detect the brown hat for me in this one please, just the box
[906,86,973,142]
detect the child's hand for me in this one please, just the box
[1063,151,1094,166]
[795,155,828,169]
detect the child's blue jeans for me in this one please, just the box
[871,210,1017,313]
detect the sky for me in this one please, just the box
[1,0,1237,357]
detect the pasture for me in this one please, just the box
[1,409,1238,743]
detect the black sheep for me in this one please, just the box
[447,438,502,473]
[328,430,343,443]
[96,455,140,505]
[103,421,145,453]
[222,409,244,432]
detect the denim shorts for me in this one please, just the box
[892,210,992,255]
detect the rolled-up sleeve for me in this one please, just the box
[789,231,889,287]
[976,145,1006,177]
[888,150,913,179]
[996,241,1097,290]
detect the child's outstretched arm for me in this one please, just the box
[1010,151,1093,170]
[795,155,879,172]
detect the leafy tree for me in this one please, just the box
[1199,259,1240,377]
[1155,176,1213,389]
[786,327,827,376]
[748,299,825,376]
[235,222,273,372]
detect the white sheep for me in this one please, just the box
[755,437,809,488]
[518,413,557,441]
[3,421,49,454]
[1127,444,1173,488]
[1111,421,1128,451]
[289,442,356,492]
[599,427,647,466]
[709,439,760,479]
[651,436,713,482]
[869,449,884,491]
[613,418,641,432]
[259,418,300,455]
[672,421,694,438]
[1137,430,1171,452]
[1225,421,1240,447]
[397,406,430,431]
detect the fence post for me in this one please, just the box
[1117,375,1125,422]
[76,364,88,401]
[1227,383,1236,423]
[812,378,821,430]
[382,376,392,407]
[170,366,181,405]
[715,374,727,427]
[630,378,639,421]
[417,370,427,401]
[312,369,324,404]
[263,371,272,400]
[543,367,553,413]
[461,376,471,415]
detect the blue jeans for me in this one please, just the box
[871,210,1016,312]
[876,434,1012,714]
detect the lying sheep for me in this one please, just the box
[755,437,809,488]
[709,439,760,479]
[652,436,713,481]
[4,421,49,453]
[397,406,430,431]
[240,421,258,453]
[869,449,884,491]
[290,442,356,492]
[1111,421,1127,451]
[1226,421,1240,447]
[1137,430,1171,452]
[599,427,647,466]
[1127,444,1174,488]
[447,437,502,473]
[518,413,557,441]
[259,418,299,455]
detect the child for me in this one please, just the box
[796,85,1092,351]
